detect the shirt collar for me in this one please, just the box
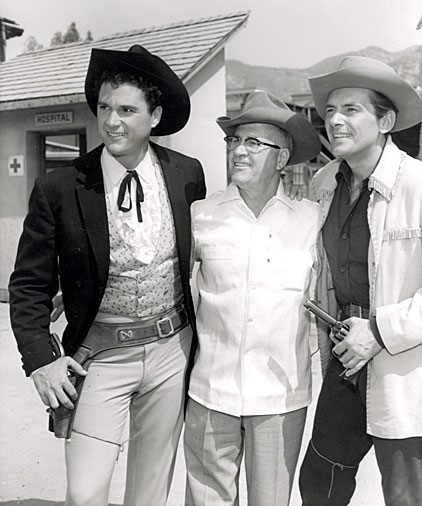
[101,144,156,192]
[336,160,352,186]
[218,181,295,211]
[336,159,369,191]
[274,180,296,210]
[324,136,400,202]
[218,183,243,204]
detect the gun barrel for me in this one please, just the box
[304,299,338,327]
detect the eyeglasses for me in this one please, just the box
[224,135,281,153]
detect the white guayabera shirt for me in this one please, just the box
[189,182,320,417]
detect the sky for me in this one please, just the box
[2,0,422,68]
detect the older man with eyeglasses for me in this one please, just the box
[183,91,321,506]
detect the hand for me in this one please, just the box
[32,357,87,410]
[332,317,382,377]
[51,293,64,322]
[283,182,304,201]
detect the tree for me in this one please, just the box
[24,22,93,52]
[23,35,44,53]
[50,31,63,47]
[62,22,81,44]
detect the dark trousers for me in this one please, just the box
[299,358,422,506]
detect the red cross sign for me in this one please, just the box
[8,155,24,176]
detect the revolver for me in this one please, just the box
[304,299,359,387]
[304,300,349,344]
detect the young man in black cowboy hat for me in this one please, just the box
[9,45,205,506]
[184,90,321,506]
[299,56,422,506]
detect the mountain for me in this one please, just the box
[226,45,422,100]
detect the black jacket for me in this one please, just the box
[9,142,206,375]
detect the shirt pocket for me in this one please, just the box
[382,227,422,241]
[199,246,236,292]
[272,249,313,292]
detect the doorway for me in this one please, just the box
[39,131,87,174]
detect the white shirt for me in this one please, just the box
[189,182,320,416]
[101,145,161,264]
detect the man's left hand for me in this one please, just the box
[332,317,382,377]
[283,181,304,201]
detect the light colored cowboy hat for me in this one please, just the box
[309,56,422,132]
[216,91,321,165]
[85,45,190,136]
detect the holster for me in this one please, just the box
[48,306,188,438]
[48,338,93,439]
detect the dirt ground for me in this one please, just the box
[0,301,384,505]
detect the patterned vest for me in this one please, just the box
[98,158,183,318]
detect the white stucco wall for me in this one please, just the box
[0,103,98,298]
[0,51,228,298]
[155,50,228,196]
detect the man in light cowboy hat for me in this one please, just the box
[298,56,422,505]
[183,90,321,506]
[9,45,205,505]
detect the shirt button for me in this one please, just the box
[248,318,253,323]
[342,233,348,239]
[340,267,346,273]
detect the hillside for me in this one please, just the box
[226,45,422,100]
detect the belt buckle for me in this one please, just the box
[157,316,175,338]
[118,329,133,341]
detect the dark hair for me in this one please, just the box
[98,70,163,113]
[368,90,398,121]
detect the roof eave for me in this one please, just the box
[0,93,86,111]
[182,13,249,83]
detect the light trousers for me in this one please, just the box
[64,325,192,506]
[184,398,307,506]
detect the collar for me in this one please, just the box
[368,136,404,201]
[336,160,369,191]
[101,145,157,192]
[218,183,242,204]
[315,136,404,203]
[336,160,352,186]
[218,181,295,211]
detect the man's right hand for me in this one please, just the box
[32,357,87,410]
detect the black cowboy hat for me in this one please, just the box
[84,45,191,136]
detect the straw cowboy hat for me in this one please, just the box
[309,56,422,132]
[85,45,190,136]
[216,91,321,165]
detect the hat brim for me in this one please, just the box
[309,65,422,132]
[85,48,190,136]
[217,107,321,165]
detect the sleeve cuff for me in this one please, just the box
[20,336,57,376]
[369,316,385,348]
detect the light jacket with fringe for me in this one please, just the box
[311,137,422,439]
